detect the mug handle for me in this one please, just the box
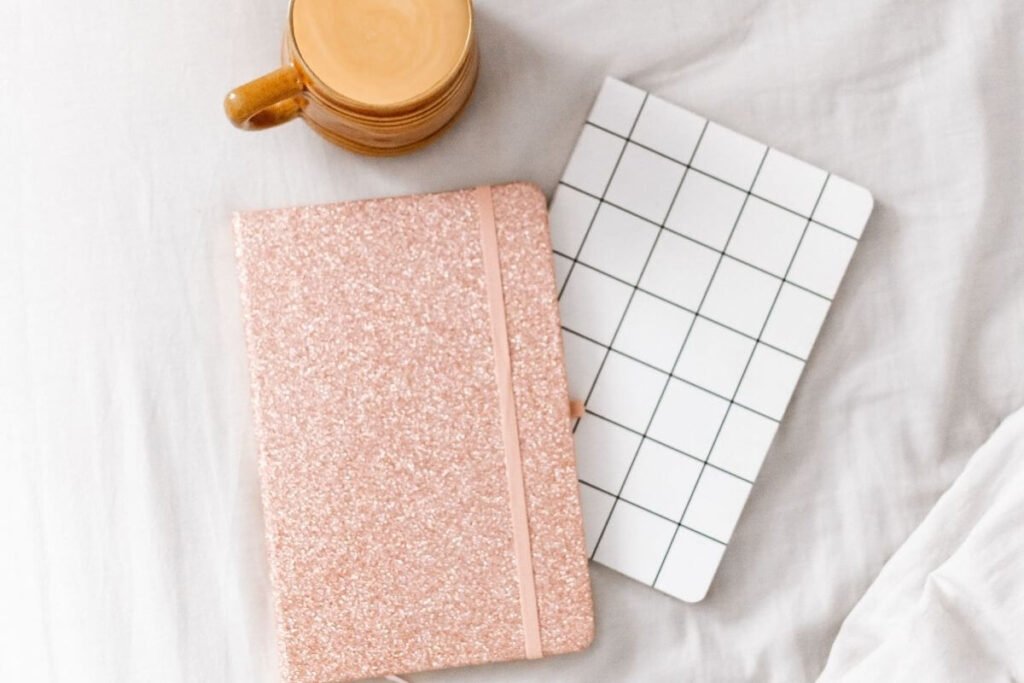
[224,66,304,130]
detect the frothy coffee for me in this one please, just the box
[291,0,471,107]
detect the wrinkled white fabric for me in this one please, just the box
[819,406,1024,683]
[2,1,1022,682]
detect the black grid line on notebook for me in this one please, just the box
[581,409,754,485]
[579,121,861,242]
[570,119,711,422]
[557,260,810,363]
[561,327,781,423]
[554,78,873,600]
[583,141,771,565]
[556,182,837,304]
[651,172,832,585]
[556,94,650,302]
[581,481,727,546]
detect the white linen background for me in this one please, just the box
[2,1,1022,682]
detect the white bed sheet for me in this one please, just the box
[819,405,1024,683]
[2,1,1023,682]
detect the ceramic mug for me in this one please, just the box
[224,0,477,155]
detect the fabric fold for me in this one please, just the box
[818,406,1024,683]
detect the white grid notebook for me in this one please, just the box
[551,77,873,602]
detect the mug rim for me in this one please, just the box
[286,0,475,116]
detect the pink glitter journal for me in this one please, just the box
[233,183,595,683]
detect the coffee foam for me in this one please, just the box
[291,0,471,107]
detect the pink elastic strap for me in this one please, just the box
[474,185,543,660]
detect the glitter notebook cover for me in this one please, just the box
[233,183,594,683]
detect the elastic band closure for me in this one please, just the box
[474,185,543,660]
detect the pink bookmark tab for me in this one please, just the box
[474,185,543,660]
[569,399,585,419]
